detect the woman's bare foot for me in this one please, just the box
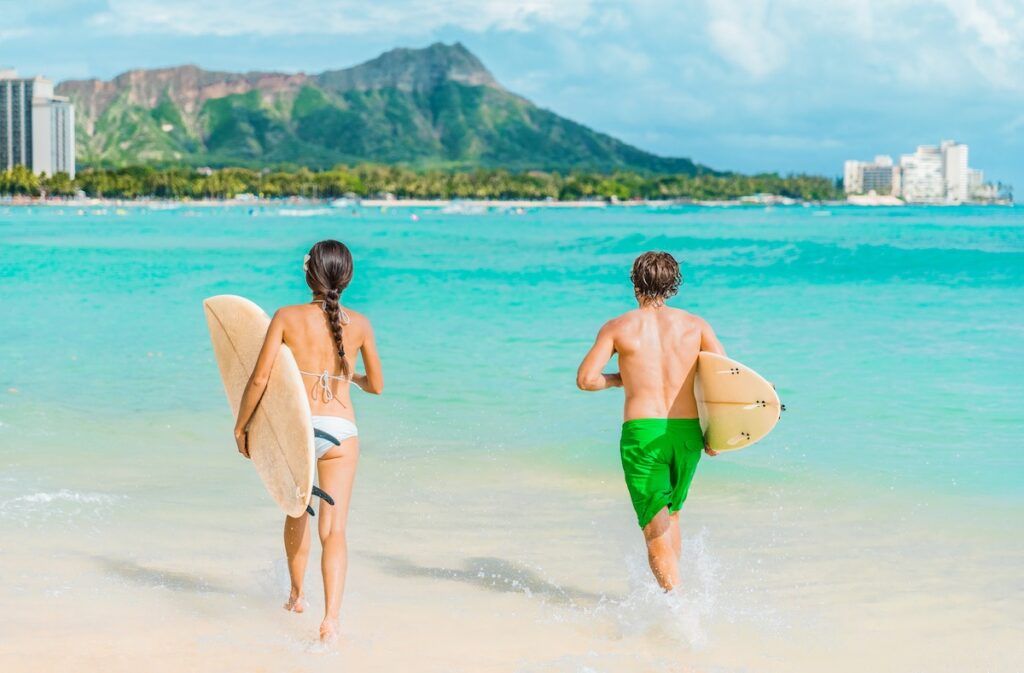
[319,617,339,643]
[283,589,305,613]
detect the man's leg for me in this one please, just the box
[669,511,681,560]
[642,506,680,591]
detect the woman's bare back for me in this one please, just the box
[276,303,369,419]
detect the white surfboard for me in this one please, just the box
[695,351,782,452]
[203,295,315,517]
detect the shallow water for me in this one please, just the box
[1,203,1022,671]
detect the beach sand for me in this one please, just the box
[1,411,1019,673]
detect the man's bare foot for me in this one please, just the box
[283,589,305,613]
[319,618,339,643]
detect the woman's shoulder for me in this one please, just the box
[272,303,316,322]
[341,306,372,328]
[274,303,311,314]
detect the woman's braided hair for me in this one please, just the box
[305,240,354,378]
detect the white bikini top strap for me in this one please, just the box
[299,369,350,403]
[312,301,351,326]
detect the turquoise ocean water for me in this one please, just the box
[2,204,1021,499]
[1,203,1022,671]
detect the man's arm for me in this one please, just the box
[699,317,726,356]
[576,322,622,391]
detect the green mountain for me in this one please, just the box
[57,43,709,173]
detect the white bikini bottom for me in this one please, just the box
[311,415,358,459]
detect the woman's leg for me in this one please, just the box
[283,512,311,611]
[316,437,359,642]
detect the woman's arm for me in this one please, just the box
[233,311,286,457]
[353,320,383,394]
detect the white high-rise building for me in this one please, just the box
[846,140,996,203]
[844,155,899,196]
[968,169,984,198]
[968,168,998,201]
[32,95,75,178]
[900,146,945,203]
[941,140,968,203]
[843,160,864,194]
[0,70,75,178]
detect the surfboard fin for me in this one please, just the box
[304,486,334,516]
[306,432,338,512]
[313,428,341,446]
[769,383,787,412]
[311,485,335,506]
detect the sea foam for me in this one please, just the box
[0,488,123,525]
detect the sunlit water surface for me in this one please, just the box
[1,203,1021,672]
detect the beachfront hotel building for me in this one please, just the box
[899,145,945,203]
[0,70,75,178]
[844,140,989,204]
[941,140,969,202]
[844,155,901,197]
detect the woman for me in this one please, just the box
[233,239,383,643]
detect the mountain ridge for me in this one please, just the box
[57,42,709,173]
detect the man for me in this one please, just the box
[576,251,725,591]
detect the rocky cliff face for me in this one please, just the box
[59,66,308,134]
[315,42,501,93]
[57,42,705,173]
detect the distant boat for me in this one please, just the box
[329,198,357,208]
[441,201,487,215]
[278,208,332,217]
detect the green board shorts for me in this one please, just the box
[620,418,704,529]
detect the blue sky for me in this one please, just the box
[2,0,1022,186]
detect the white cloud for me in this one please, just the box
[940,0,1024,90]
[89,0,594,36]
[946,0,1013,48]
[0,26,32,40]
[704,0,787,78]
[79,0,1024,93]
[691,0,1024,89]
[0,4,32,41]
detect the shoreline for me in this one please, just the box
[0,195,1014,209]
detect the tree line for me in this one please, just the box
[0,164,842,201]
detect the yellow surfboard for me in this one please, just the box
[695,351,782,452]
[203,295,316,517]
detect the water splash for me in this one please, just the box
[596,527,721,648]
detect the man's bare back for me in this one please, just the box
[577,306,725,420]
